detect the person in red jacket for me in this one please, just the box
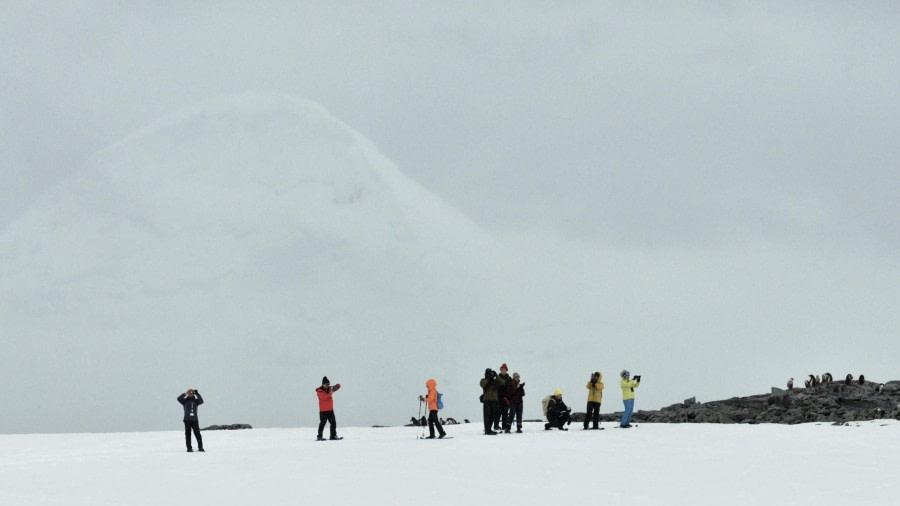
[421,378,447,439]
[316,376,342,440]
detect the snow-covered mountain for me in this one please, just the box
[0,92,507,433]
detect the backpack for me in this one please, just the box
[541,395,551,416]
[437,391,444,410]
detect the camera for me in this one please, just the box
[634,375,641,382]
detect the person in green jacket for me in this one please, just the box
[620,370,640,428]
[480,368,505,435]
[584,371,604,430]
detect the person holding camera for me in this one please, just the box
[479,368,505,435]
[420,378,447,439]
[316,376,342,441]
[177,388,204,452]
[584,371,604,430]
[505,372,525,433]
[619,370,641,428]
[545,389,572,430]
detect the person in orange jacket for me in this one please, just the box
[316,376,342,440]
[420,378,447,439]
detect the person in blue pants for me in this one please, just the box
[619,370,640,428]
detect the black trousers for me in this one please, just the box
[184,420,203,450]
[318,410,337,438]
[483,400,499,433]
[507,402,523,429]
[428,410,445,437]
[547,411,570,430]
[585,401,601,429]
[493,399,509,429]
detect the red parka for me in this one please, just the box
[316,384,341,412]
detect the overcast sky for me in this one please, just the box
[1,3,898,433]
[3,2,897,246]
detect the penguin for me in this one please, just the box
[845,374,853,385]
[804,378,812,388]
[822,372,833,383]
[808,374,817,387]
[787,378,794,390]
[859,374,866,385]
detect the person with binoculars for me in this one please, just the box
[479,368,505,435]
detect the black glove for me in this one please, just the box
[419,395,424,402]
[634,375,641,382]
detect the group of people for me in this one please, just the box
[175,368,642,451]
[481,365,641,435]
[478,363,526,435]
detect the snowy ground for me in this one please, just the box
[2,421,898,505]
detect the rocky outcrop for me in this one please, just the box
[596,380,900,424]
[202,424,252,431]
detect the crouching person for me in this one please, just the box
[545,389,571,431]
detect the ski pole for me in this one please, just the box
[417,397,423,439]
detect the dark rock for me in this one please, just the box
[201,424,252,431]
[609,378,900,425]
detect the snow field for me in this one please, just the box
[2,421,898,505]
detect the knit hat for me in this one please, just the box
[500,363,508,372]
[620,370,630,379]
[322,376,330,385]
[513,372,520,381]
[554,388,562,396]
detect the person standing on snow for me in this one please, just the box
[495,363,511,432]
[584,371,604,430]
[619,370,640,428]
[480,368,504,435]
[420,378,447,439]
[505,372,525,433]
[177,388,204,452]
[545,389,572,430]
[316,376,342,440]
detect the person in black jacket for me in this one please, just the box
[494,363,511,431]
[545,389,571,431]
[177,388,204,452]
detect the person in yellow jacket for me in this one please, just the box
[584,371,604,430]
[619,370,641,428]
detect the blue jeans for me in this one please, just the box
[621,399,634,426]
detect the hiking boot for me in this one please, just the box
[439,433,447,439]
[186,448,193,452]
[425,435,436,439]
[316,436,326,441]
[515,428,523,433]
